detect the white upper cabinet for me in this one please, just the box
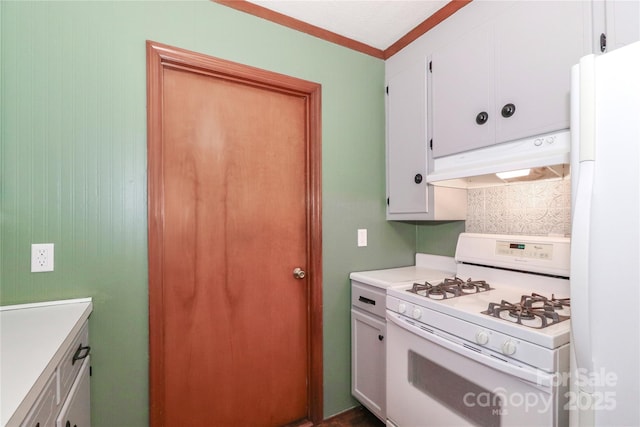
[493,1,585,144]
[385,58,467,220]
[430,25,493,158]
[383,0,597,219]
[386,59,428,215]
[602,0,640,52]
[429,1,590,158]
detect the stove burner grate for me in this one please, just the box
[482,293,570,329]
[407,277,492,300]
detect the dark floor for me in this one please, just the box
[315,406,385,427]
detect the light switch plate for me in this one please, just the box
[357,229,367,247]
[31,243,54,272]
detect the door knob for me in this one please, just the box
[293,268,306,279]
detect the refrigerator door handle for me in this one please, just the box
[570,159,595,395]
[578,54,597,162]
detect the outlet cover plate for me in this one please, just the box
[31,243,54,272]
[357,229,367,247]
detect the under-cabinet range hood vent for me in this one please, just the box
[426,130,571,188]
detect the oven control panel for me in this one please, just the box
[496,241,553,260]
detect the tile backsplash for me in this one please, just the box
[466,179,571,236]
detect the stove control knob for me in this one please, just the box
[412,308,422,319]
[502,340,517,356]
[475,331,490,345]
[398,303,407,314]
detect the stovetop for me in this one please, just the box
[407,277,570,330]
[387,264,571,350]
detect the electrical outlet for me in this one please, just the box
[357,229,367,247]
[31,243,54,272]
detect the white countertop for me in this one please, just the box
[349,253,457,289]
[0,298,93,427]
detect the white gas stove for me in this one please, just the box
[386,233,571,427]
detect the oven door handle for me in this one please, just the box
[387,311,555,390]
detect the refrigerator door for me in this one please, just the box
[571,41,640,426]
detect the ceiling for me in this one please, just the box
[246,0,449,51]
[216,0,470,59]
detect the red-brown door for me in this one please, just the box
[147,41,323,426]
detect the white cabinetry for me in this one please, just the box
[1,299,93,427]
[19,323,91,427]
[56,357,91,427]
[429,24,493,158]
[599,0,640,52]
[386,59,466,220]
[350,281,386,421]
[430,1,589,158]
[19,375,58,427]
[351,311,385,419]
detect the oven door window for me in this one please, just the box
[409,350,501,427]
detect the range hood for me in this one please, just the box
[426,130,571,188]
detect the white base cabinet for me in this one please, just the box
[19,375,58,427]
[56,357,91,427]
[351,310,385,420]
[20,323,91,427]
[1,298,93,427]
[351,281,386,421]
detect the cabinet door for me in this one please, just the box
[605,0,640,52]
[56,357,90,427]
[386,59,428,214]
[58,322,89,405]
[494,1,586,144]
[431,25,494,158]
[20,374,57,427]
[351,309,385,421]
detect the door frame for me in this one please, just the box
[146,40,323,426]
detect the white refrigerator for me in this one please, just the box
[570,40,640,426]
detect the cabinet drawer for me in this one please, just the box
[57,322,89,405]
[351,281,386,318]
[20,372,57,427]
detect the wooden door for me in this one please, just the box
[147,41,323,426]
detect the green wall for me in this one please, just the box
[0,1,420,425]
[416,221,466,257]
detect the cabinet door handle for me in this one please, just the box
[501,103,516,118]
[358,296,376,305]
[72,344,91,365]
[378,335,384,341]
[475,111,489,125]
[414,174,423,184]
